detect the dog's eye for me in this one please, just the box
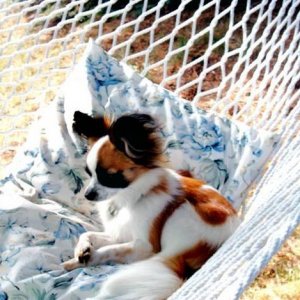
[85,166,92,177]
[107,168,117,174]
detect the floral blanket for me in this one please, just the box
[0,40,279,299]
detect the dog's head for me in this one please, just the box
[73,111,164,200]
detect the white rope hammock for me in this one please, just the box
[0,0,299,299]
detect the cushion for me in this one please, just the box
[64,39,279,208]
[0,40,279,298]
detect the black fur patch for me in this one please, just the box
[96,165,129,188]
[109,113,163,167]
[73,111,108,139]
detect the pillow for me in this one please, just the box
[3,39,279,210]
[64,40,279,209]
[0,39,279,298]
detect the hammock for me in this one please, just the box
[0,0,299,299]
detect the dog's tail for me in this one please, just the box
[98,256,183,300]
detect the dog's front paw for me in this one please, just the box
[62,258,81,271]
[75,233,95,265]
[76,244,93,264]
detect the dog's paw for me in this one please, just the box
[75,234,94,265]
[62,258,81,271]
[77,244,93,264]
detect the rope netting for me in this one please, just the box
[1,0,299,177]
[0,1,300,298]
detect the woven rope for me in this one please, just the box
[0,0,299,298]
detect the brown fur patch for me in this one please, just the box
[103,115,112,129]
[177,170,194,178]
[123,167,149,182]
[181,176,236,225]
[165,241,217,279]
[149,197,185,253]
[88,136,101,146]
[97,139,149,183]
[98,139,136,170]
[149,176,169,195]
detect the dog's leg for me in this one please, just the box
[61,257,82,271]
[62,232,115,271]
[107,168,167,209]
[74,232,114,262]
[83,239,153,266]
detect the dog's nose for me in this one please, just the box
[84,190,98,201]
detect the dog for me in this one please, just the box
[62,111,239,300]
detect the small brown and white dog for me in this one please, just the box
[63,111,239,300]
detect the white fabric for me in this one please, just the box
[0,1,300,299]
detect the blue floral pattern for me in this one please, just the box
[0,40,279,298]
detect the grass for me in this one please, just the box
[242,226,300,300]
[0,1,299,299]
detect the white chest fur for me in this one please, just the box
[100,192,174,244]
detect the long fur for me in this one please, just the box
[62,112,240,300]
[99,257,182,300]
[109,113,163,166]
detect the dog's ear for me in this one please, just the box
[109,113,163,166]
[73,111,110,142]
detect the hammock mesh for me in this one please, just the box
[0,0,299,299]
